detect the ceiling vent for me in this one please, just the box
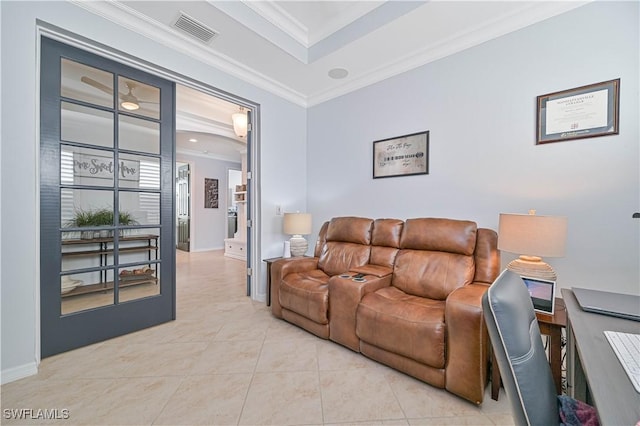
[173,12,219,44]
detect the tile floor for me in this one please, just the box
[1,250,515,425]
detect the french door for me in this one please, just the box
[40,37,176,357]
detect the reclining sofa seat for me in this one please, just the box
[270,216,499,405]
[272,217,374,338]
[356,218,499,404]
[329,218,404,351]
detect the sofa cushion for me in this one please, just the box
[370,218,403,269]
[318,242,371,276]
[392,250,475,300]
[400,218,477,255]
[325,216,373,244]
[357,286,446,368]
[318,217,374,276]
[280,269,330,324]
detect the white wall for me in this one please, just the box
[0,1,307,381]
[176,154,241,251]
[308,2,639,295]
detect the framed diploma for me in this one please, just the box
[536,79,620,144]
[373,131,429,179]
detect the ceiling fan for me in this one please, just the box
[80,76,157,111]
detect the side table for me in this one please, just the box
[263,257,283,307]
[491,297,567,400]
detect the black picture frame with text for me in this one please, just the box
[373,131,429,179]
[204,178,219,208]
[536,79,620,144]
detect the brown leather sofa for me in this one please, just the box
[270,216,500,404]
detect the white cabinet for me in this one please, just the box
[224,238,246,260]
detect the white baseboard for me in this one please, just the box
[1,361,38,385]
[189,246,224,252]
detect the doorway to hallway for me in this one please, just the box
[176,162,191,252]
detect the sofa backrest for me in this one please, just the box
[314,221,329,257]
[393,218,477,300]
[370,218,403,269]
[473,228,500,285]
[318,216,373,276]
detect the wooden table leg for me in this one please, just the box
[491,349,501,400]
[549,327,563,393]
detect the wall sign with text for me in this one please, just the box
[373,131,429,179]
[536,79,620,144]
[73,153,140,181]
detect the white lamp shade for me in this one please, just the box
[283,213,312,235]
[498,213,567,257]
[232,110,247,138]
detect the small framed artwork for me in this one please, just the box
[204,178,219,208]
[536,79,620,144]
[373,131,429,179]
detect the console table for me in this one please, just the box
[61,234,159,297]
[263,256,283,306]
[491,297,566,400]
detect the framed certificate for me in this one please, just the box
[536,79,620,144]
[373,131,429,179]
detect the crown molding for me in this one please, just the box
[70,0,590,109]
[242,0,309,47]
[70,0,308,107]
[307,1,590,106]
[177,147,241,163]
[307,2,383,47]
[176,111,242,141]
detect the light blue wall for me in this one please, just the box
[175,154,241,252]
[0,1,307,380]
[308,2,639,294]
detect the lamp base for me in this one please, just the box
[506,256,557,280]
[289,235,308,257]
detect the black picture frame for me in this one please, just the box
[372,131,429,179]
[536,79,620,144]
[204,178,218,208]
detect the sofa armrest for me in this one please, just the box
[270,257,319,318]
[329,274,392,351]
[350,264,393,278]
[444,282,490,404]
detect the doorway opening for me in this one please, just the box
[175,84,252,274]
[176,161,190,252]
[38,24,261,360]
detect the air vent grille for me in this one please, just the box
[174,12,218,44]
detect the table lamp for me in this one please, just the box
[498,210,567,280]
[283,212,312,257]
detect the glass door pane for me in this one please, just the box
[41,37,175,357]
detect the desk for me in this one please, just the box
[563,288,640,425]
[491,297,566,400]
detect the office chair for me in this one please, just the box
[482,270,598,426]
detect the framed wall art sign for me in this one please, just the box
[373,131,429,179]
[204,178,219,208]
[536,79,620,144]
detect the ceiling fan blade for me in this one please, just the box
[80,76,114,95]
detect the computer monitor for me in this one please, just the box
[521,276,556,315]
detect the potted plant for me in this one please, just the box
[67,208,137,239]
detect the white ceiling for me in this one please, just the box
[73,0,590,160]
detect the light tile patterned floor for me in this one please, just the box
[1,250,515,425]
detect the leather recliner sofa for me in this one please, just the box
[270,216,500,404]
